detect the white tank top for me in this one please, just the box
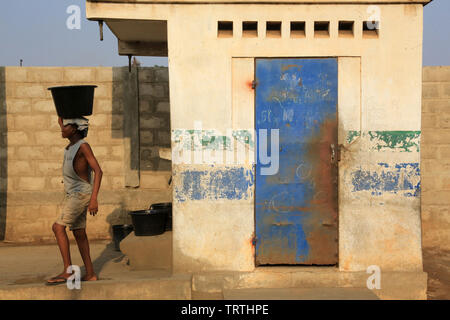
[63,139,93,195]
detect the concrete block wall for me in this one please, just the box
[421,66,450,250]
[0,66,171,243]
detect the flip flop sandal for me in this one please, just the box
[45,276,68,286]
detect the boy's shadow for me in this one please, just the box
[80,206,129,278]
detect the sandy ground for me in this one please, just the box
[422,247,450,300]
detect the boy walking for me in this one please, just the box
[46,116,103,285]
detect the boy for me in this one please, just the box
[46,116,103,285]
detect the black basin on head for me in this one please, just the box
[48,85,97,118]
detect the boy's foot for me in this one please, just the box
[81,273,98,282]
[46,273,71,285]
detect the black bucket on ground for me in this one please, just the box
[129,209,166,236]
[149,202,172,231]
[112,224,134,251]
[48,85,97,118]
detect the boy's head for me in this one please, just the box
[61,117,89,139]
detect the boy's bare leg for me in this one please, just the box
[73,228,98,281]
[48,222,73,282]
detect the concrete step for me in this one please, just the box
[0,273,191,300]
[120,231,172,271]
[192,267,428,300]
[223,288,379,300]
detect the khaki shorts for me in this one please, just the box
[56,192,91,231]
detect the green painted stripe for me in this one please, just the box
[346,131,421,152]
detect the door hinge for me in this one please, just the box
[252,235,257,246]
[251,80,258,89]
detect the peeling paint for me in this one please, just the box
[345,131,420,152]
[351,162,420,197]
[172,129,254,150]
[175,167,254,202]
[368,131,420,152]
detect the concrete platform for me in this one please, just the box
[120,231,172,271]
[0,241,427,300]
[192,267,428,300]
[223,288,379,300]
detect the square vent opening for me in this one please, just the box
[218,21,233,38]
[314,21,330,38]
[339,21,354,37]
[290,21,306,38]
[363,21,379,38]
[266,21,282,38]
[243,21,258,38]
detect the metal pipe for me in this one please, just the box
[98,20,104,41]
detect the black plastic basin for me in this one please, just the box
[149,203,172,231]
[48,85,97,118]
[129,209,166,236]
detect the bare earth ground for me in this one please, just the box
[422,247,450,300]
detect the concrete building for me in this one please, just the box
[11,0,427,298]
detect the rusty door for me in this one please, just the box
[255,58,338,265]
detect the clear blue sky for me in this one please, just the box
[0,0,448,67]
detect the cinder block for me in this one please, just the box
[36,161,61,175]
[138,68,154,82]
[27,68,63,82]
[422,114,437,129]
[139,83,165,98]
[422,190,450,205]
[63,68,95,82]
[91,146,109,158]
[96,130,123,145]
[13,114,49,130]
[140,173,170,189]
[139,100,152,113]
[421,175,441,192]
[420,145,438,159]
[422,83,440,99]
[35,131,60,145]
[439,113,450,128]
[15,84,47,98]
[5,67,27,82]
[140,130,154,145]
[6,99,32,113]
[442,83,450,98]
[32,99,55,113]
[156,101,170,113]
[2,205,40,220]
[89,114,108,128]
[140,116,163,129]
[422,129,450,144]
[154,68,169,82]
[95,67,113,82]
[8,131,31,145]
[111,176,124,189]
[94,99,113,114]
[423,66,450,82]
[439,146,450,159]
[17,177,46,191]
[111,145,124,158]
[48,176,64,190]
[8,160,34,176]
[102,161,123,174]
[94,83,113,98]
[157,130,171,145]
[111,114,124,130]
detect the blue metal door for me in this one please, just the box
[255,58,338,265]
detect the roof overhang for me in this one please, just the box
[86,0,433,57]
[87,0,433,4]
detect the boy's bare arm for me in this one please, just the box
[79,143,103,215]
